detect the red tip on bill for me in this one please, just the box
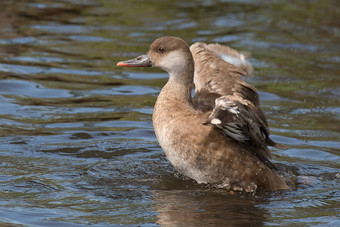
[117,61,129,67]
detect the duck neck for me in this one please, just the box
[160,68,194,104]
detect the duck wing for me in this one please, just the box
[203,95,275,147]
[190,42,277,164]
[190,42,255,110]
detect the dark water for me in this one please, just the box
[0,0,339,226]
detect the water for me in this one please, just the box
[0,0,339,226]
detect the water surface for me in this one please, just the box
[0,0,339,226]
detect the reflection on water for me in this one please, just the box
[0,0,339,226]
[153,190,269,226]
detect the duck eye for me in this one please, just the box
[158,46,165,53]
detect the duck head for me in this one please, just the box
[117,36,194,79]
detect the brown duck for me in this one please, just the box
[117,36,288,192]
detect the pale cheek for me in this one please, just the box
[157,51,186,73]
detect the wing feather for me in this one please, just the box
[190,41,279,169]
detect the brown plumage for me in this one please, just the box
[190,42,278,168]
[117,36,288,192]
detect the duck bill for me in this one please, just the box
[117,54,152,67]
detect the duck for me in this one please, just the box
[117,36,288,192]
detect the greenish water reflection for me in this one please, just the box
[0,0,339,226]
